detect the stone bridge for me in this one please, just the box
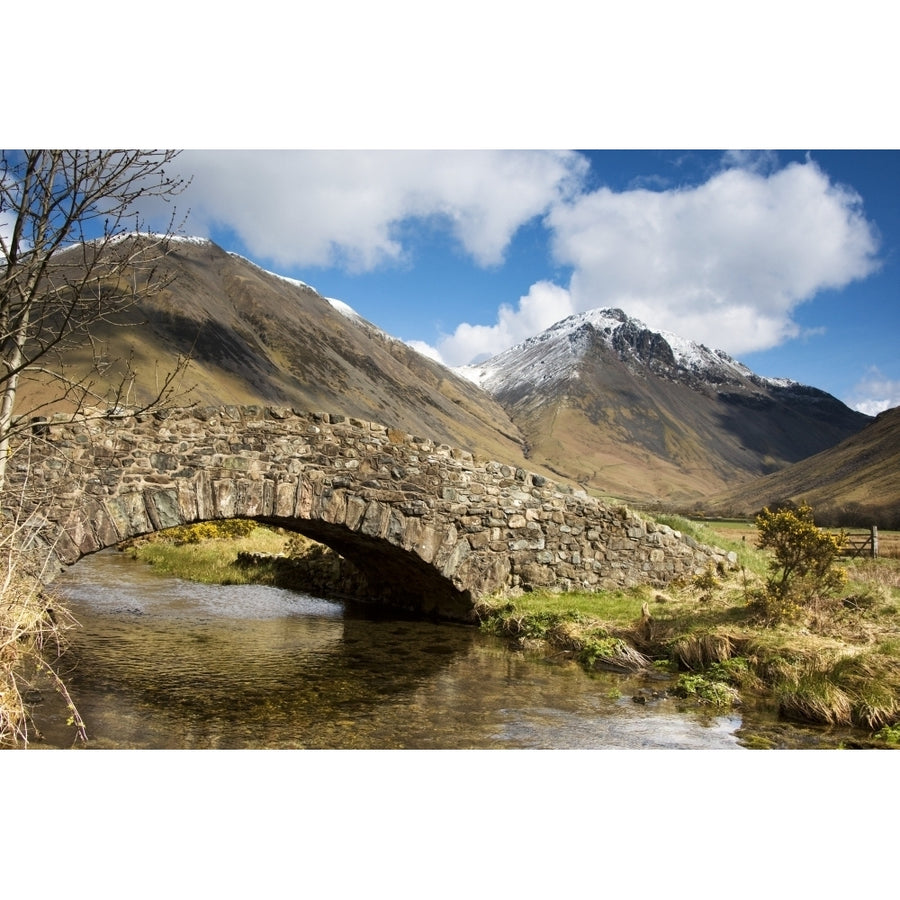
[10,405,736,620]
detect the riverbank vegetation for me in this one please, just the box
[120,511,900,747]
[476,512,900,745]
[0,521,86,747]
[123,520,287,584]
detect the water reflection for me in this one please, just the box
[35,550,747,750]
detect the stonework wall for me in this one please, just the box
[12,405,737,620]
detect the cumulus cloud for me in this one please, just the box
[163,150,588,271]
[412,155,882,367]
[848,367,900,415]
[546,158,881,356]
[435,281,574,367]
[133,151,882,372]
[405,340,444,364]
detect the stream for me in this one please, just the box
[28,549,847,749]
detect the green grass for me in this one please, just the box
[655,513,765,575]
[498,586,652,627]
[127,524,288,584]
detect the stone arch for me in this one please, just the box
[43,484,492,621]
[10,405,737,623]
[257,516,475,620]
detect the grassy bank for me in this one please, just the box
[126,516,900,747]
[123,520,290,585]
[476,515,900,746]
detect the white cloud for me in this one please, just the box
[0,168,22,258]
[848,367,900,415]
[134,151,882,373]
[434,281,574,367]
[163,150,588,272]
[405,340,443,363]
[410,155,883,369]
[0,214,14,257]
[547,159,881,356]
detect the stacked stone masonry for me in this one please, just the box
[12,405,737,620]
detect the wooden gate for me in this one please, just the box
[841,526,879,560]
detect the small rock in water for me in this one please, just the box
[632,687,669,704]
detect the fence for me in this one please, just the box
[840,526,879,560]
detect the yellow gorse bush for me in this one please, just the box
[753,503,847,622]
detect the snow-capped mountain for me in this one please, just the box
[459,307,789,396]
[457,308,870,503]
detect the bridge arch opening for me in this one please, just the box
[255,515,474,621]
[73,513,476,622]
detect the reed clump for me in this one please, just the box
[0,521,85,748]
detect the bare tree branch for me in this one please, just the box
[0,149,193,487]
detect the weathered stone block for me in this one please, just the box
[145,489,182,531]
[344,495,367,530]
[360,500,391,539]
[105,492,153,539]
[440,537,471,578]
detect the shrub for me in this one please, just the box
[692,564,720,602]
[751,503,847,623]
[157,519,258,545]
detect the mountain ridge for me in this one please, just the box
[457,307,871,503]
[25,236,530,467]
[21,235,885,512]
[706,405,900,526]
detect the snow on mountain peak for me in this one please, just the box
[326,297,363,321]
[456,306,790,394]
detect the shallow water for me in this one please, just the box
[31,550,773,749]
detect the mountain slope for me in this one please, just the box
[19,236,528,465]
[459,309,871,503]
[705,405,900,525]
[22,240,877,509]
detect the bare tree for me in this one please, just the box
[0,149,193,488]
[0,150,195,745]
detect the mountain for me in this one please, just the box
[23,239,876,509]
[705,405,900,527]
[458,308,871,504]
[19,236,528,466]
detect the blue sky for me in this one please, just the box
[141,149,899,415]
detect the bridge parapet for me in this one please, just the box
[11,406,737,620]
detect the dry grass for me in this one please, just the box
[0,495,88,748]
[0,558,85,748]
[669,632,737,670]
[844,557,900,593]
